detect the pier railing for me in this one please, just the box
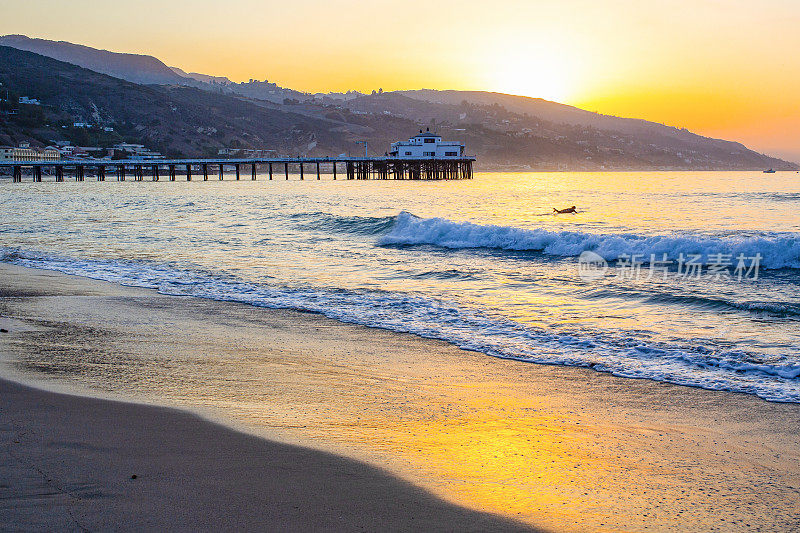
[0,156,475,182]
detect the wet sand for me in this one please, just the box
[0,263,799,531]
[0,378,533,532]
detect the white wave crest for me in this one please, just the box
[380,212,800,269]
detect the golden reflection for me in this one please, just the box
[316,388,675,532]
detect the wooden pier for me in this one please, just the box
[0,156,474,183]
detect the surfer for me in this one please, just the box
[553,206,577,214]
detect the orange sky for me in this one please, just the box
[3,0,799,161]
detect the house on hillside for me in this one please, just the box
[113,143,163,160]
[18,96,41,106]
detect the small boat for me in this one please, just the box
[763,168,776,173]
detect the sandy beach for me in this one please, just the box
[0,377,535,532]
[1,262,800,531]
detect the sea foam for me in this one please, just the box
[3,247,800,403]
[380,212,800,269]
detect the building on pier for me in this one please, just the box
[389,129,465,159]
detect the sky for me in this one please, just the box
[2,0,799,161]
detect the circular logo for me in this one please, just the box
[578,251,609,281]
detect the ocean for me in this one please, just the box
[1,170,799,402]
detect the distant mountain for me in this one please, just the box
[336,91,795,170]
[0,46,363,157]
[0,35,308,104]
[0,44,794,170]
[400,90,603,125]
[169,66,232,86]
[0,35,189,86]
[397,89,751,148]
[168,67,307,103]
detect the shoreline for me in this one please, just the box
[2,262,800,531]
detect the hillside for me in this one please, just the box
[336,92,794,170]
[169,66,233,85]
[0,46,366,157]
[398,89,736,145]
[0,35,189,86]
[0,43,794,170]
[0,35,308,104]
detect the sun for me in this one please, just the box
[479,46,581,104]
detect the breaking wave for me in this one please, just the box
[380,212,800,269]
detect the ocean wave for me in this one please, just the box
[585,287,800,318]
[380,212,800,269]
[2,249,800,403]
[290,212,397,235]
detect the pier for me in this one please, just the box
[0,156,475,183]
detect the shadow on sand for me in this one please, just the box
[0,379,539,532]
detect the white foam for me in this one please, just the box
[4,249,800,404]
[380,212,800,269]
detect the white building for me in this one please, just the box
[0,145,61,161]
[40,147,62,161]
[389,129,465,159]
[113,143,163,160]
[18,96,41,106]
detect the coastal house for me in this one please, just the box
[113,143,163,160]
[0,145,61,161]
[389,129,465,159]
[18,96,41,106]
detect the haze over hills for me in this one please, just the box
[0,34,189,86]
[0,35,794,170]
[168,66,233,86]
[399,90,702,139]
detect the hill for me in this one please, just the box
[0,35,188,86]
[0,35,309,104]
[0,46,365,157]
[336,91,795,170]
[0,44,794,170]
[398,89,742,147]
